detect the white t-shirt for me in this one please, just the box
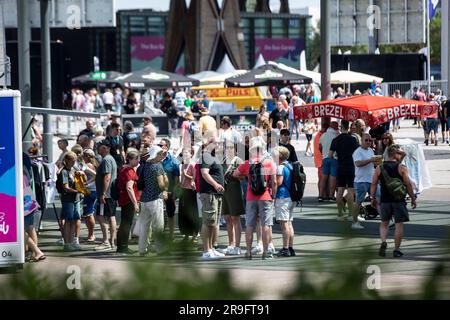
[103,91,114,105]
[352,147,375,183]
[319,128,339,160]
[175,91,187,109]
[220,128,242,145]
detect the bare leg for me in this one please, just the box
[109,216,117,247]
[232,216,242,248]
[246,226,254,254]
[224,215,234,247]
[86,215,96,240]
[168,216,175,240]
[280,221,288,248]
[96,215,108,243]
[336,187,346,216]
[288,222,294,248]
[202,224,212,252]
[320,175,329,199]
[346,189,356,222]
[380,220,389,243]
[329,176,337,199]
[394,223,404,250]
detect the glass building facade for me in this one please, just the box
[116,10,310,73]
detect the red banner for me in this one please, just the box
[294,103,438,126]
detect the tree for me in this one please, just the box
[306,20,320,70]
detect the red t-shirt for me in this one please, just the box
[237,158,276,201]
[118,166,141,207]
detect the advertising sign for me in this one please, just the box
[255,38,305,68]
[0,90,24,267]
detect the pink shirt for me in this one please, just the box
[237,158,276,201]
[180,163,195,190]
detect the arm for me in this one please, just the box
[276,174,284,188]
[201,168,224,193]
[328,150,335,159]
[125,180,139,212]
[319,143,323,154]
[370,166,380,201]
[399,165,417,209]
[270,173,277,199]
[355,158,375,168]
[99,173,111,204]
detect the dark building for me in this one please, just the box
[116,9,310,74]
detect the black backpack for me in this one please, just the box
[249,162,267,195]
[288,161,306,203]
[56,170,65,194]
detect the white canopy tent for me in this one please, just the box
[216,54,236,74]
[268,61,321,84]
[254,54,267,69]
[188,70,221,81]
[330,70,383,84]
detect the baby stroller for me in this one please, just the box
[359,195,380,220]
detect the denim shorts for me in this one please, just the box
[355,182,380,204]
[83,191,97,216]
[24,212,35,230]
[61,201,82,221]
[322,158,337,177]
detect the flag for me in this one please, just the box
[429,0,439,21]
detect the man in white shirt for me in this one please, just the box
[103,89,115,112]
[353,133,380,227]
[319,121,339,201]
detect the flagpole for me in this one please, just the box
[427,0,432,96]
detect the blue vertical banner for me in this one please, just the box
[429,0,439,21]
[0,90,24,268]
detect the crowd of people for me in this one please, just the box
[25,82,443,262]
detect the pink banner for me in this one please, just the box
[0,193,17,243]
[255,38,305,66]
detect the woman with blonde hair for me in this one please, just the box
[59,151,82,251]
[82,149,98,242]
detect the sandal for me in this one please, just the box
[30,255,46,262]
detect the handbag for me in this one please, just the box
[381,167,407,201]
[74,172,90,196]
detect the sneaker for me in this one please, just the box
[357,215,366,222]
[268,243,276,254]
[379,242,387,257]
[64,243,78,252]
[227,247,241,256]
[393,250,404,258]
[288,247,296,257]
[222,246,235,255]
[212,248,225,258]
[56,238,65,246]
[202,250,220,260]
[262,252,274,260]
[351,222,365,230]
[318,197,324,202]
[94,242,112,251]
[71,242,82,251]
[277,248,290,257]
[251,244,263,255]
[117,248,137,255]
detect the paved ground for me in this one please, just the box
[3,118,450,299]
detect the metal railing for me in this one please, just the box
[381,80,449,98]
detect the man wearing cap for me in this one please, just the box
[371,145,416,258]
[94,139,118,251]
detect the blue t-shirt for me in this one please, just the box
[276,162,293,199]
[162,153,180,190]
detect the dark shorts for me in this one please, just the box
[96,198,117,218]
[337,172,355,189]
[425,118,438,134]
[380,202,410,223]
[222,180,245,216]
[440,118,448,131]
[164,195,176,218]
[305,134,313,141]
[24,212,35,230]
